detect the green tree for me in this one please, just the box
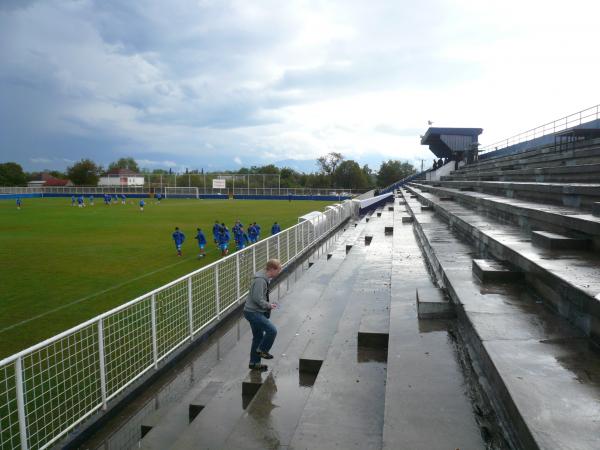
[108,157,140,172]
[49,170,67,179]
[67,159,102,185]
[317,152,344,177]
[333,160,369,189]
[256,164,280,174]
[377,160,415,187]
[361,164,376,188]
[0,162,27,186]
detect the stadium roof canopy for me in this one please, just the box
[421,127,483,158]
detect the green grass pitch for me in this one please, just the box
[0,197,331,358]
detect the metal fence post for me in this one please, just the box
[286,230,290,262]
[151,294,158,369]
[16,357,28,450]
[98,319,108,410]
[252,246,256,274]
[267,239,270,260]
[236,253,241,304]
[188,277,194,340]
[277,235,281,260]
[215,268,221,319]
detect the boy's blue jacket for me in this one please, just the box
[195,231,206,245]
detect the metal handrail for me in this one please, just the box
[479,104,600,154]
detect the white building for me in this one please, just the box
[98,169,145,186]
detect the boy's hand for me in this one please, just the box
[270,303,278,310]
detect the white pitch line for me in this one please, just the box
[0,252,213,334]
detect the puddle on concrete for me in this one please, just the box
[418,319,454,334]
[356,346,388,363]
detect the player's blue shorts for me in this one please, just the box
[199,244,205,250]
[219,243,228,251]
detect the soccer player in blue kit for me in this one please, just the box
[173,227,185,256]
[271,222,281,235]
[194,228,207,258]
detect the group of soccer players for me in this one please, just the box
[172,219,283,259]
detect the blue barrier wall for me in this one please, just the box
[0,193,43,200]
[234,194,351,201]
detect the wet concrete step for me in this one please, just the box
[456,146,600,175]
[383,197,485,450]
[531,230,589,250]
[419,180,600,211]
[405,185,600,343]
[403,190,600,450]
[416,287,455,320]
[411,182,600,239]
[220,223,377,449]
[289,219,393,449]
[168,221,374,449]
[472,258,521,283]
[442,162,600,183]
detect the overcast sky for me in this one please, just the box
[1,0,599,173]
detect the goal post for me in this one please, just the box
[163,187,199,199]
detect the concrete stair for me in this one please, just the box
[418,180,600,211]
[405,184,600,343]
[410,182,600,244]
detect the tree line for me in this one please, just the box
[0,154,415,189]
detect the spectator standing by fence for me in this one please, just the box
[244,259,281,371]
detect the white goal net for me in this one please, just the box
[163,187,199,198]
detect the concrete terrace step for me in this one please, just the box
[418,180,600,211]
[382,195,485,450]
[466,141,600,172]
[137,223,366,449]
[167,220,375,449]
[221,221,379,449]
[457,145,600,175]
[410,182,600,242]
[289,214,394,450]
[402,189,600,450]
[405,185,600,343]
[443,162,600,183]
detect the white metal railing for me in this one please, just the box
[479,103,600,154]
[0,186,366,196]
[0,200,353,450]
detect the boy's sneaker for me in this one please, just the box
[248,363,268,372]
[256,350,274,359]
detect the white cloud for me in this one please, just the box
[233,156,242,165]
[136,159,178,168]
